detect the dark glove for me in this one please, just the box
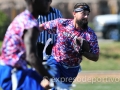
[76,38,90,53]
[81,39,90,52]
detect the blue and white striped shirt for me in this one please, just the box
[37,7,62,44]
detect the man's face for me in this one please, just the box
[33,0,52,15]
[74,10,89,29]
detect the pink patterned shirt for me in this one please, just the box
[0,10,38,69]
[42,18,99,67]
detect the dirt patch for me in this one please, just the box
[74,71,120,83]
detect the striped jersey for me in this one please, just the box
[37,7,62,44]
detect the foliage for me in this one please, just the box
[0,10,10,40]
[0,41,2,47]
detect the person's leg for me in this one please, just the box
[55,64,80,90]
[46,56,61,90]
[0,65,49,90]
[0,65,13,90]
[46,56,60,78]
[13,68,44,90]
[46,58,80,90]
[46,56,80,90]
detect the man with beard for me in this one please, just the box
[39,3,99,89]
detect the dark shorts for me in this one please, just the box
[37,42,54,59]
[0,65,44,90]
[46,56,81,84]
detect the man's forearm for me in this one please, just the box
[24,27,52,80]
[82,52,99,61]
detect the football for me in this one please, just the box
[81,40,90,52]
[76,38,90,53]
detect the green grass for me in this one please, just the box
[0,41,2,47]
[73,83,120,90]
[81,41,120,70]
[75,41,120,90]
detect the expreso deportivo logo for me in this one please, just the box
[43,76,120,84]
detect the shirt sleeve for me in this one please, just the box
[4,34,22,55]
[41,18,60,34]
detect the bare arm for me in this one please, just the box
[23,27,52,79]
[82,52,99,61]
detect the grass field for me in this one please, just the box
[73,83,120,90]
[81,41,120,70]
[74,40,120,90]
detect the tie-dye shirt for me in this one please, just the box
[0,10,38,69]
[41,18,99,67]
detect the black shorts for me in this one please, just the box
[37,42,54,60]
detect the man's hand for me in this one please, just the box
[76,37,90,53]
[41,78,51,90]
[39,24,44,32]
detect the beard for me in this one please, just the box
[76,19,88,29]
